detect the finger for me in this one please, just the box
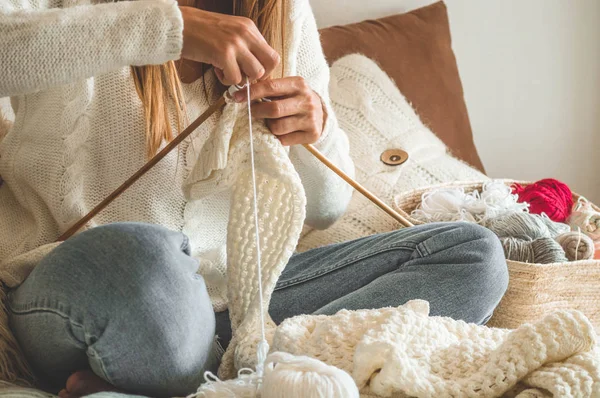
[267,115,311,136]
[237,49,265,82]
[251,97,301,119]
[248,37,280,78]
[214,67,225,82]
[220,56,242,86]
[233,17,279,78]
[278,130,320,146]
[240,77,306,103]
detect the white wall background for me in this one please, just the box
[311,0,600,203]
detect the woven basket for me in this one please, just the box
[394,180,600,330]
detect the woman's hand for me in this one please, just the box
[178,6,280,85]
[233,77,327,146]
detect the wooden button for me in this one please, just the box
[381,149,408,166]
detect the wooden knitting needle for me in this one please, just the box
[302,144,413,227]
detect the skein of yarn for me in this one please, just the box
[512,179,573,222]
[411,181,529,224]
[190,352,359,398]
[483,212,570,264]
[555,232,595,261]
[483,212,568,241]
[262,352,359,398]
[501,237,568,264]
[568,197,600,260]
[568,197,600,241]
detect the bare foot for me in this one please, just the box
[58,370,122,398]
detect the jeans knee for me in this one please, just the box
[458,223,509,320]
[48,222,196,290]
[16,222,202,328]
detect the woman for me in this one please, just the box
[0,0,509,397]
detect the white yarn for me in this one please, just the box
[189,369,260,398]
[245,78,270,378]
[411,180,529,224]
[190,352,359,398]
[262,352,359,398]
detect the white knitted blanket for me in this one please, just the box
[273,300,599,398]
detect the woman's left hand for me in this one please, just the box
[233,77,326,146]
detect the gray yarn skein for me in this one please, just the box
[500,237,568,264]
[483,213,569,264]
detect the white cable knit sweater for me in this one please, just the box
[0,0,353,384]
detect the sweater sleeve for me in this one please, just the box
[287,2,355,230]
[0,0,183,97]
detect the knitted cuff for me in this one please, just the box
[312,92,335,151]
[160,0,184,60]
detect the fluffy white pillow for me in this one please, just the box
[297,54,487,251]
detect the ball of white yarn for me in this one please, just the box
[262,352,359,398]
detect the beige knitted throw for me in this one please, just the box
[273,300,599,397]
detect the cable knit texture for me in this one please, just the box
[0,0,353,385]
[298,54,487,251]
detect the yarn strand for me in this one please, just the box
[245,77,270,378]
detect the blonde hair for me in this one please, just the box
[131,0,285,158]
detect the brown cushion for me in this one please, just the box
[319,1,485,173]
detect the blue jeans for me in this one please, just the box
[7,222,508,397]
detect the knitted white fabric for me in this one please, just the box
[0,0,353,384]
[272,300,600,398]
[298,55,487,252]
[182,96,307,379]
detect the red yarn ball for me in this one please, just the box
[512,179,574,222]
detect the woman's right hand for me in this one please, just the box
[179,6,280,85]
